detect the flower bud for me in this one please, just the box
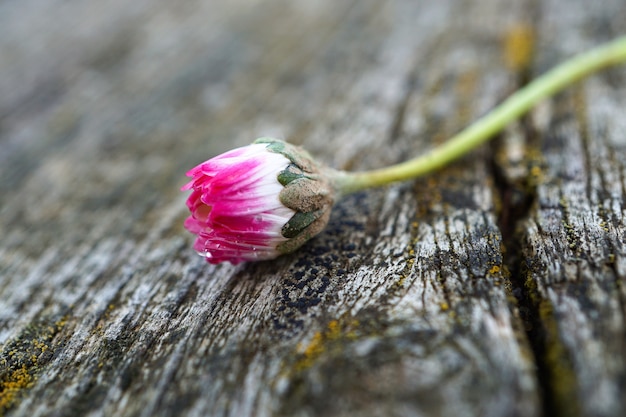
[182,138,336,264]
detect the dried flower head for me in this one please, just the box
[182,138,336,264]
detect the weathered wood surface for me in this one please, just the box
[0,0,625,416]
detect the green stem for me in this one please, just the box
[334,35,626,195]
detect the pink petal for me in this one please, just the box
[181,143,295,264]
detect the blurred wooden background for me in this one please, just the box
[1,0,625,416]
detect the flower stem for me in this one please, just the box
[334,35,626,195]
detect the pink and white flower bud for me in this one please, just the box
[182,138,336,264]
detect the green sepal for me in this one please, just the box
[254,137,317,173]
[277,167,303,186]
[281,210,324,238]
[254,137,285,153]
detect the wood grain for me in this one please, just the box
[0,0,624,416]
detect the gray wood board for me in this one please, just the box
[0,0,624,416]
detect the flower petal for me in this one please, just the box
[181,143,295,263]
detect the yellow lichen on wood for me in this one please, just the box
[326,320,341,340]
[455,69,479,125]
[539,299,580,416]
[524,268,580,415]
[0,316,68,415]
[488,265,501,275]
[526,147,546,189]
[0,366,34,412]
[299,332,325,367]
[293,319,356,372]
[503,24,535,71]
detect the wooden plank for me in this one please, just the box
[501,0,626,416]
[0,0,624,416]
